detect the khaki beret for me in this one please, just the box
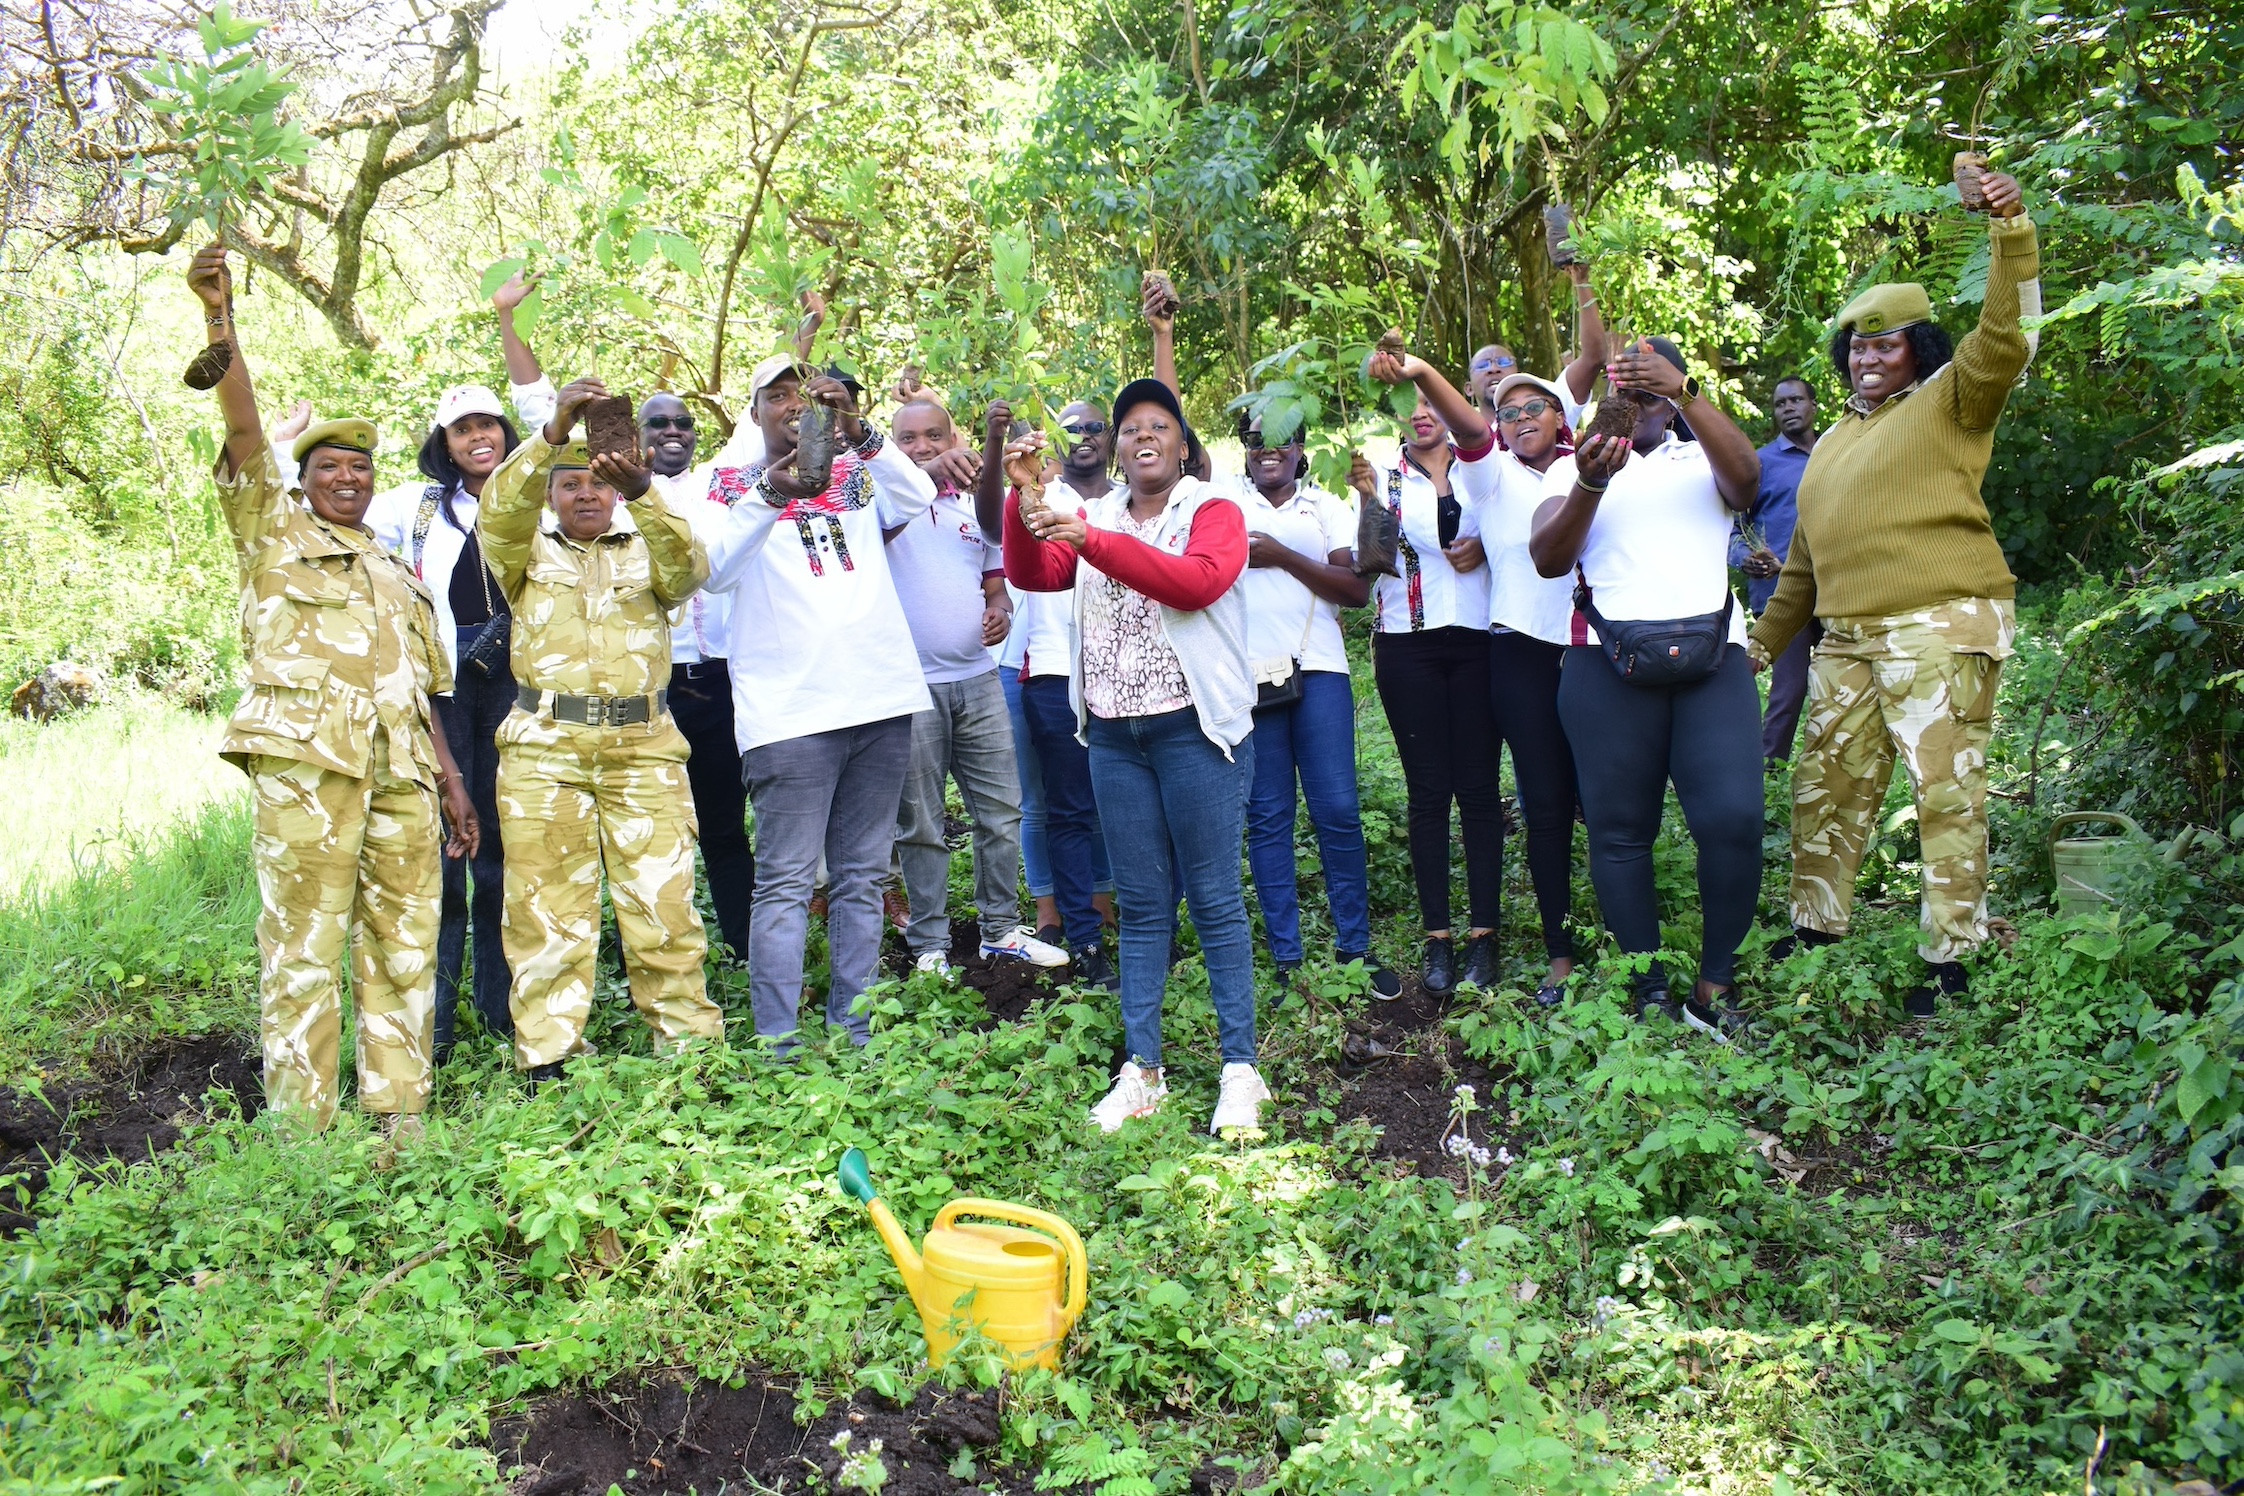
[291,417,377,462]
[1836,282,1934,336]
[549,438,592,471]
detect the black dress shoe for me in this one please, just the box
[1768,926,1842,964]
[1459,933,1498,989]
[1906,960,1968,1019]
[1420,938,1457,996]
[526,1060,566,1095]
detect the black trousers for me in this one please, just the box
[1556,643,1763,992]
[1373,626,1503,933]
[1488,630,1577,959]
[670,658,756,959]
[433,635,514,1059]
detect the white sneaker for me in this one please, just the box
[913,951,955,982]
[1209,1063,1272,1135]
[1089,1061,1167,1133]
[982,924,1070,968]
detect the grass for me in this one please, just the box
[0,694,246,900]
[1,606,2240,1494]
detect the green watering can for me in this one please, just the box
[2047,812,2196,917]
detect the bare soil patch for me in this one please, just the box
[494,1373,1029,1495]
[0,1033,261,1233]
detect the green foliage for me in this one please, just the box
[131,1,313,235]
[1395,0,1615,177]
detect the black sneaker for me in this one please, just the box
[1420,938,1457,996]
[1459,933,1498,989]
[1682,994,1748,1044]
[1340,950,1404,1002]
[1906,960,1968,1019]
[1768,926,1841,964]
[526,1059,566,1095]
[1635,985,1679,1022]
[1071,944,1120,993]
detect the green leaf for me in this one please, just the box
[1930,1319,1983,1343]
[614,287,657,319]
[479,257,527,301]
[1145,1280,1190,1312]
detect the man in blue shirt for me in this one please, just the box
[1732,376,1822,765]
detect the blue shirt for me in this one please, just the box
[1732,433,1815,611]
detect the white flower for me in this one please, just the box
[1322,1346,1353,1372]
[1444,1134,1470,1158]
[1456,1267,1474,1285]
[1457,1237,1472,1252]
[1294,1310,1316,1330]
[1495,1146,1515,1166]
[1592,1295,1622,1327]
[1468,1144,1492,1167]
[1454,1084,1476,1105]
[1373,1314,1395,1326]
[1558,1157,1576,1177]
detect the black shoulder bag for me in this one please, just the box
[415,486,511,679]
[1572,564,1733,687]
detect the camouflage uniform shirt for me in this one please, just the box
[479,433,710,700]
[214,446,451,787]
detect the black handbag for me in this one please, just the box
[1572,564,1734,687]
[1353,486,1400,577]
[1253,599,1317,711]
[413,485,512,679]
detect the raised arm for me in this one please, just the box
[1606,341,1760,511]
[1559,264,1610,407]
[187,244,262,473]
[1143,273,1180,397]
[972,399,1015,541]
[590,448,707,609]
[1947,171,2039,431]
[1367,332,1494,452]
[493,273,544,390]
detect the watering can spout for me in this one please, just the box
[840,1147,934,1319]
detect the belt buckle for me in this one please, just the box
[587,696,612,727]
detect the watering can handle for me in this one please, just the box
[2046,811,2144,851]
[934,1198,1089,1325]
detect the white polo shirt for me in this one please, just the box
[1542,440,1748,645]
[1237,478,1356,674]
[1459,446,1578,646]
[888,491,1003,684]
[1369,448,1492,634]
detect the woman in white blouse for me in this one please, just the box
[1359,341,1503,998]
[1530,337,1763,1037]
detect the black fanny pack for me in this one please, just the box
[1572,564,1734,687]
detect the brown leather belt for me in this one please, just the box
[516,687,667,727]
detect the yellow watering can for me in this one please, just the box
[838,1147,1088,1371]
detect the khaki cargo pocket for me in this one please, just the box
[1946,650,1999,725]
[239,658,332,740]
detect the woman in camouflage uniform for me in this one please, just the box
[187,244,478,1135]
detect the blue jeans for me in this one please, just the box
[1003,670,1112,901]
[1087,709,1256,1067]
[1246,670,1372,963]
[1020,676,1109,949]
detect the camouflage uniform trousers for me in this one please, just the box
[246,733,439,1128]
[1790,597,2016,963]
[496,715,724,1069]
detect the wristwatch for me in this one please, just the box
[1681,374,1702,403]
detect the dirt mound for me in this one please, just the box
[885,916,1072,1024]
[495,1374,1029,1495]
[0,1033,262,1233]
[1324,977,1508,1182]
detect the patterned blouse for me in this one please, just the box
[1080,506,1192,720]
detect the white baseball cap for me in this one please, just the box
[747,354,805,399]
[428,384,506,433]
[1489,372,1570,411]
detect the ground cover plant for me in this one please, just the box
[2,594,2241,1494]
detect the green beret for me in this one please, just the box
[291,417,377,462]
[1836,282,1934,337]
[550,438,592,471]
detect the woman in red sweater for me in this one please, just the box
[1004,377,1265,1137]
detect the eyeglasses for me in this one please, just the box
[1060,421,1107,438]
[1473,354,1519,373]
[644,414,695,431]
[1239,428,1300,451]
[1494,397,1557,424]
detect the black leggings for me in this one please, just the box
[1488,631,1577,959]
[1374,627,1503,932]
[1556,643,1763,991]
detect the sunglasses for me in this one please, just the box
[1239,427,1302,451]
[1494,397,1557,424]
[1060,420,1107,438]
[644,413,695,431]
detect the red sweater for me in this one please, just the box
[1001,489,1246,611]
